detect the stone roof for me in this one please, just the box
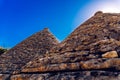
[14,11,120,80]
[21,11,120,71]
[0,28,59,74]
[1,11,120,80]
[50,11,120,54]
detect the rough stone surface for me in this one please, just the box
[21,58,120,74]
[0,28,59,74]
[102,51,118,58]
[0,74,10,80]
[2,11,120,80]
[10,71,120,80]
[50,12,120,55]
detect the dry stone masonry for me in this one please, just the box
[0,28,58,79]
[1,11,120,80]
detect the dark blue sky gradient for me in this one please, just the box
[0,0,118,48]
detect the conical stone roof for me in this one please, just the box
[21,11,120,72]
[50,11,120,54]
[0,28,59,74]
[11,11,120,80]
[2,11,120,80]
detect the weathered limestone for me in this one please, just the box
[102,51,118,58]
[50,12,120,54]
[10,71,120,80]
[0,74,10,80]
[0,28,59,74]
[2,11,120,80]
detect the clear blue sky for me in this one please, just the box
[0,0,119,48]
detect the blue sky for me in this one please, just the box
[0,0,119,48]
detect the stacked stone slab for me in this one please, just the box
[10,11,120,80]
[2,11,120,80]
[0,28,58,79]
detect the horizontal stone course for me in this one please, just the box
[2,11,120,80]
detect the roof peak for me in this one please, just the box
[94,11,103,16]
[94,11,120,16]
[43,28,49,31]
